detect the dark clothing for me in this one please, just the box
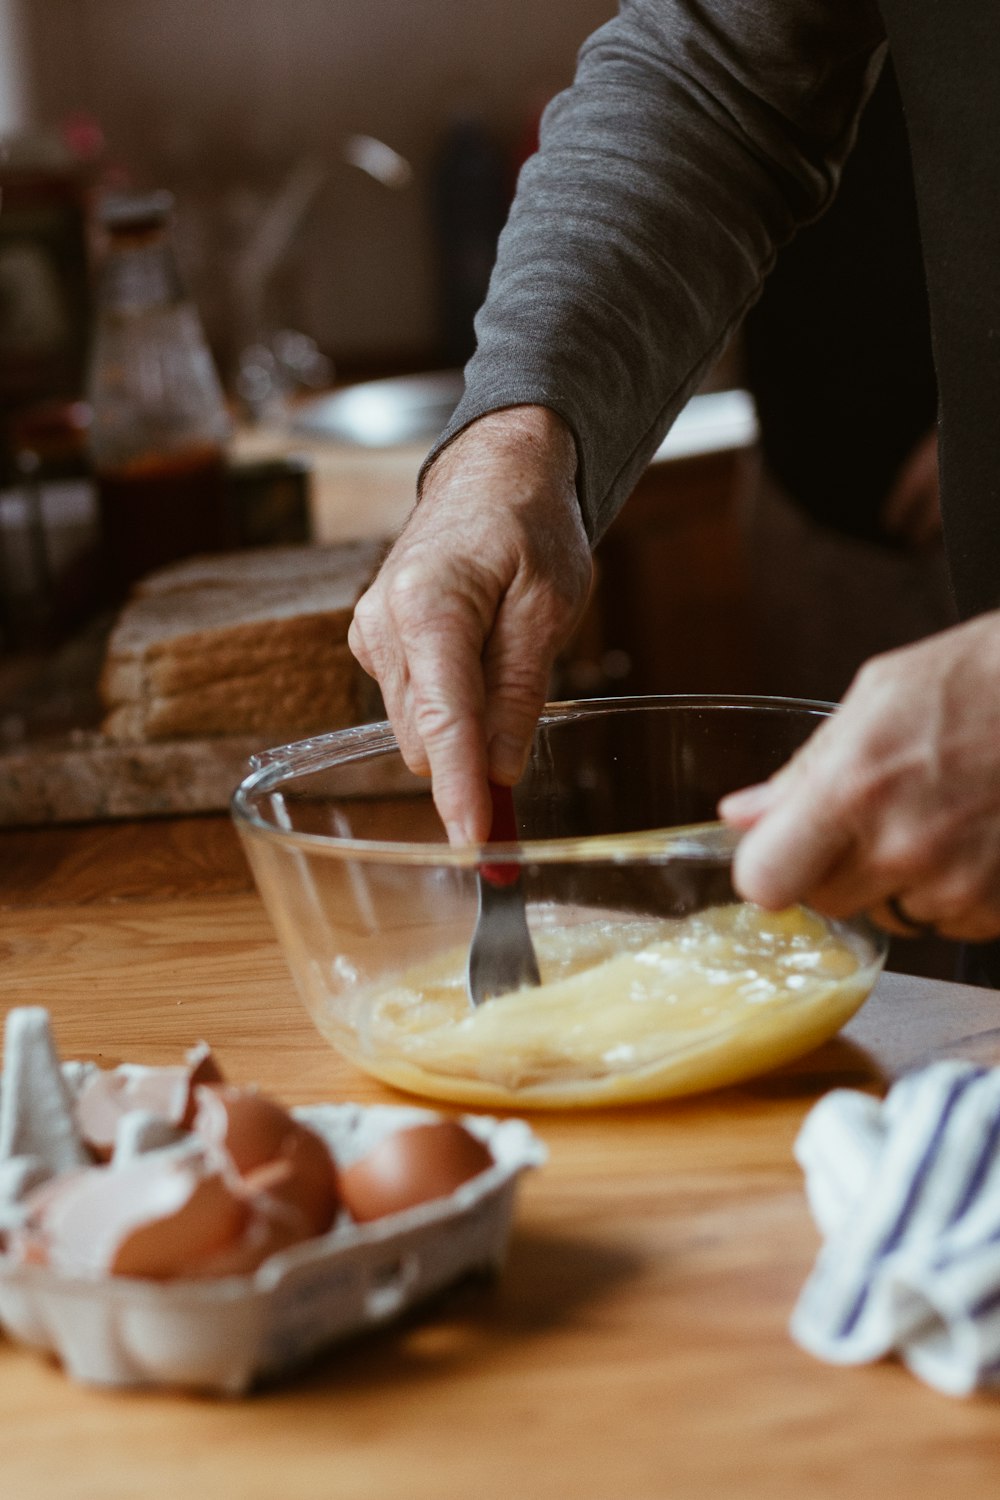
[744,62,937,546]
[879,0,1000,619]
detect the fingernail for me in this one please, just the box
[488,734,527,784]
[445,818,473,847]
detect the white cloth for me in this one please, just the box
[791,1061,1000,1396]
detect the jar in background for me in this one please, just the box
[85,190,231,599]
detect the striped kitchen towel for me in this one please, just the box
[791,1060,1000,1396]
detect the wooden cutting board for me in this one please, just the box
[0,616,382,828]
[0,728,274,826]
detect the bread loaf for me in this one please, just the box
[100,542,384,743]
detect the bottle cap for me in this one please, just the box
[98,189,174,234]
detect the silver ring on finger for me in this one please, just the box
[886,894,940,940]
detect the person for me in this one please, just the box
[348,0,1000,969]
[741,59,956,708]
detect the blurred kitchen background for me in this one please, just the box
[1,0,759,692]
[0,0,615,380]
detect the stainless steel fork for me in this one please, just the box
[466,781,541,1007]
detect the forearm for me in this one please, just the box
[432,0,885,542]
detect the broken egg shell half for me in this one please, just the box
[15,1154,250,1280]
[11,1082,343,1280]
[337,1120,494,1224]
[74,1045,224,1161]
[193,1085,340,1236]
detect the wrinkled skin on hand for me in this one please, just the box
[721,610,1000,942]
[348,405,593,846]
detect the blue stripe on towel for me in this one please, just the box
[932,1218,1000,1278]
[968,1280,1000,1321]
[945,1094,1000,1227]
[837,1070,983,1338]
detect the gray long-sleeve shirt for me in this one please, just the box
[435,0,886,543]
[432,0,1000,619]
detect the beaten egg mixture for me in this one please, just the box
[332,903,880,1108]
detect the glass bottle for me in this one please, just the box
[85,190,231,599]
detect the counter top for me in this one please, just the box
[2,816,1000,1498]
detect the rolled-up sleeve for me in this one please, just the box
[430,0,886,541]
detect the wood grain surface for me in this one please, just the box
[2,816,1000,1500]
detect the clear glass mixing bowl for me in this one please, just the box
[232,696,887,1108]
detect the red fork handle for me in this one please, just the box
[479,781,522,887]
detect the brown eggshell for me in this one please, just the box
[180,1043,225,1124]
[337,1121,493,1224]
[193,1086,295,1173]
[190,1189,312,1277]
[109,1169,250,1280]
[21,1157,249,1280]
[193,1086,339,1235]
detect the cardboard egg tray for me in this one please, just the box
[0,1011,544,1394]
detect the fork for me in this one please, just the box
[466,781,542,1007]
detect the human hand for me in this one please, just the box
[719,612,1000,942]
[348,405,592,846]
[881,428,942,551]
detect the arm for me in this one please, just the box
[353,0,886,840]
[434,0,887,541]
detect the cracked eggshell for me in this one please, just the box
[192,1086,340,1236]
[17,1155,250,1280]
[0,1107,546,1392]
[74,1047,224,1160]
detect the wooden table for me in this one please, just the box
[2,816,1000,1499]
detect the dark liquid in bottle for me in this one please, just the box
[96,443,229,599]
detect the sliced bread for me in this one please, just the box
[100,541,384,743]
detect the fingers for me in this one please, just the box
[482,625,552,786]
[720,616,1000,944]
[482,548,593,787]
[725,767,854,912]
[347,404,588,845]
[350,551,495,844]
[870,856,1000,944]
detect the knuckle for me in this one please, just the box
[833,754,918,833]
[398,739,430,777]
[868,826,936,882]
[852,647,905,698]
[384,558,431,602]
[933,867,995,921]
[351,587,388,643]
[411,694,476,750]
[391,556,500,636]
[492,678,548,729]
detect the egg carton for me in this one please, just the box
[0,1098,544,1395]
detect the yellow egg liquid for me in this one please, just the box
[337,904,882,1109]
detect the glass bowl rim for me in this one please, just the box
[230,692,836,867]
